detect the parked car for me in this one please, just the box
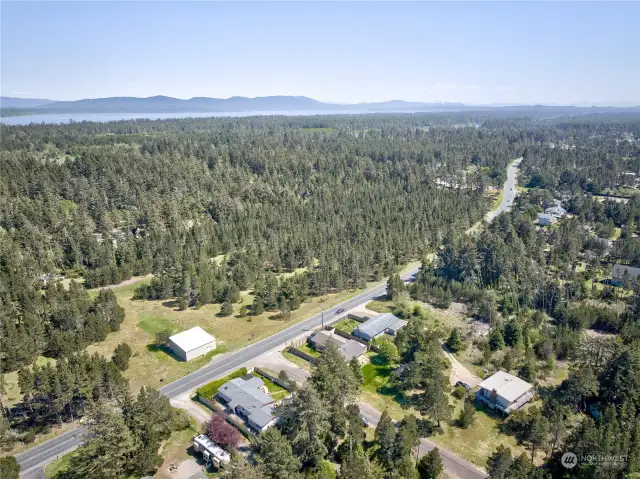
[455,381,472,390]
[360,414,370,427]
[336,308,345,314]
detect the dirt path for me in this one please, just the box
[441,344,482,387]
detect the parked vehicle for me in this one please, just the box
[455,381,472,390]
[360,414,370,427]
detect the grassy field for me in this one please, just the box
[80,278,377,394]
[431,398,530,468]
[360,354,419,421]
[358,353,531,468]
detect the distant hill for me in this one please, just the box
[0,96,55,108]
[2,95,639,117]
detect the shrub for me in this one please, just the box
[207,413,240,450]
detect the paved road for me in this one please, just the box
[485,157,522,223]
[16,158,521,477]
[358,404,486,479]
[16,269,417,476]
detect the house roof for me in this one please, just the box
[310,329,347,348]
[169,326,215,353]
[545,205,566,216]
[355,313,407,338]
[478,371,533,402]
[217,375,276,428]
[339,340,367,361]
[538,213,554,221]
[612,263,640,278]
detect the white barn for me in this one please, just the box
[168,326,216,361]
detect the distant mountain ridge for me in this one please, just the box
[2,95,639,116]
[0,96,55,108]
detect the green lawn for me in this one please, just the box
[298,343,321,358]
[254,373,289,401]
[360,354,416,421]
[431,398,533,468]
[333,318,361,334]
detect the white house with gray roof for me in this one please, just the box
[476,371,534,414]
[353,313,407,342]
[216,374,277,432]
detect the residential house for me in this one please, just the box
[216,375,277,433]
[537,213,555,226]
[612,263,640,287]
[353,313,407,342]
[168,326,216,361]
[308,329,367,361]
[476,371,534,414]
[192,434,231,469]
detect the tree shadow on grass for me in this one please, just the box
[161,299,181,311]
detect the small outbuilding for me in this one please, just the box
[168,326,216,361]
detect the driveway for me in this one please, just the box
[441,344,482,388]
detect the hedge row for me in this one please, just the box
[196,367,248,399]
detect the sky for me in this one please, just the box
[1,1,639,106]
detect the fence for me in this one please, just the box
[196,395,254,438]
[286,346,317,364]
[347,313,368,323]
[253,367,295,392]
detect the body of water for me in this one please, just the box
[0,110,370,125]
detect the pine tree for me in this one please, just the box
[67,400,139,479]
[457,400,476,429]
[112,343,132,371]
[487,445,512,479]
[446,328,465,353]
[0,456,20,479]
[220,301,233,317]
[417,448,442,479]
[375,409,397,469]
[252,427,301,479]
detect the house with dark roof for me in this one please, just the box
[216,375,277,432]
[353,313,407,342]
[612,263,640,287]
[308,329,367,361]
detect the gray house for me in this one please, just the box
[308,329,367,361]
[216,375,277,432]
[612,263,640,287]
[353,313,407,342]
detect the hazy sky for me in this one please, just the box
[2,1,639,105]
